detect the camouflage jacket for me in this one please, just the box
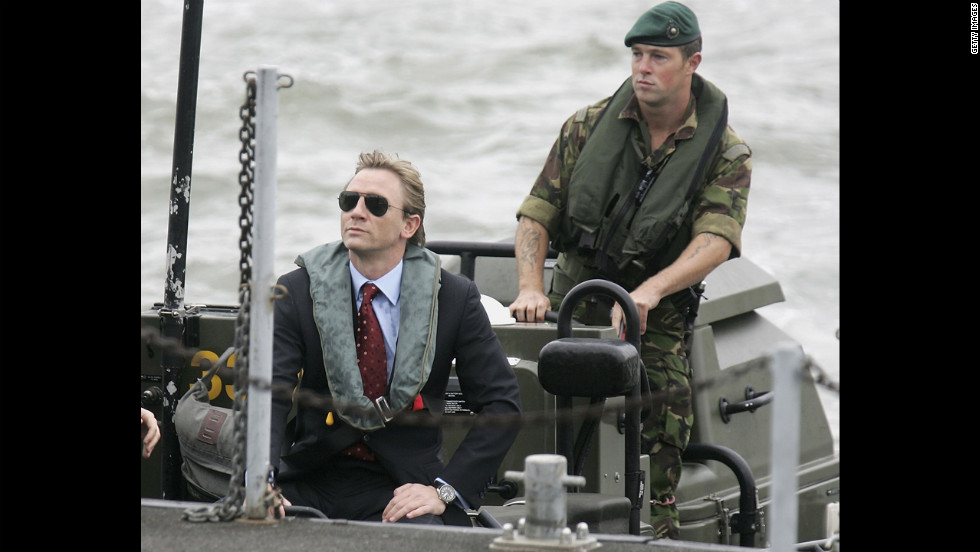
[516,79,751,260]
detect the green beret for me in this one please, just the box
[624,1,701,47]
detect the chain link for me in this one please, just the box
[183,73,258,523]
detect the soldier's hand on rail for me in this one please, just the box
[509,289,551,323]
[611,287,662,337]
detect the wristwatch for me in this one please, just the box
[436,483,457,505]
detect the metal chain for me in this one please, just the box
[183,72,258,522]
[237,73,256,291]
[805,356,840,394]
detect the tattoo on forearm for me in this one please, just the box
[687,233,716,260]
[517,220,542,267]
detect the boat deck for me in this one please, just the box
[141,498,753,552]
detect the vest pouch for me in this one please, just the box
[623,219,666,259]
[593,249,622,281]
[174,377,236,501]
[173,347,238,501]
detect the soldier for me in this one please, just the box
[508,1,751,539]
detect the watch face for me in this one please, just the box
[438,484,456,503]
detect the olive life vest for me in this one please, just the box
[554,73,728,294]
[296,241,441,430]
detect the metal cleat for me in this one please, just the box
[490,454,600,551]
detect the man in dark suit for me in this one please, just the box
[268,150,522,526]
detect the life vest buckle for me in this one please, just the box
[373,396,394,423]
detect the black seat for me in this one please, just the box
[480,279,648,536]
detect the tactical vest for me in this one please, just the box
[296,242,441,430]
[553,73,729,296]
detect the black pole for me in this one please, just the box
[159,0,205,500]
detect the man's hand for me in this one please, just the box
[245,483,292,519]
[141,408,161,458]
[272,486,292,519]
[382,483,446,523]
[509,289,551,323]
[611,286,662,337]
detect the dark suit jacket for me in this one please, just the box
[269,263,522,519]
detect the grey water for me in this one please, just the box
[141,0,839,452]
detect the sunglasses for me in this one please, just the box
[338,191,407,217]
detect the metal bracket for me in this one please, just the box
[719,385,773,423]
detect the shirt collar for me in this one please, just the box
[349,260,403,305]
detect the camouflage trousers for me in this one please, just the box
[550,293,694,540]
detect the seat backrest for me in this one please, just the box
[537,337,642,398]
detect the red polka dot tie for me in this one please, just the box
[356,283,388,400]
[341,283,387,462]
